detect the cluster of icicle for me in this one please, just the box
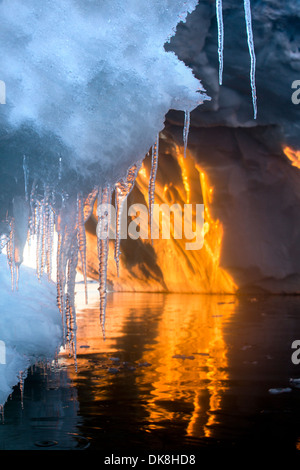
[1,135,166,368]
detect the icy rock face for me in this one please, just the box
[83,124,300,295]
[186,125,300,294]
[82,135,237,294]
[0,0,207,187]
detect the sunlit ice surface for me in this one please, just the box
[283,146,300,169]
[2,288,300,452]
[22,232,58,281]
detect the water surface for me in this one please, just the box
[1,290,300,455]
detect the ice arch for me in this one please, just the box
[0,0,210,407]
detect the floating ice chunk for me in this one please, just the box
[289,378,300,389]
[268,387,292,395]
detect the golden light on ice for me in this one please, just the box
[283,146,300,169]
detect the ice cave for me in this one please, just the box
[0,0,300,456]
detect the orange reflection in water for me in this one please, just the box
[61,288,236,440]
[135,293,235,438]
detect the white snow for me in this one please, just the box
[0,0,208,182]
[0,255,62,407]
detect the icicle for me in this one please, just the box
[77,193,88,304]
[15,263,20,291]
[97,186,112,336]
[46,205,55,281]
[114,162,141,276]
[23,155,29,202]
[65,235,79,368]
[114,182,125,277]
[58,155,62,181]
[216,0,224,85]
[45,190,56,282]
[56,199,78,354]
[56,230,66,343]
[56,206,69,345]
[43,186,52,281]
[183,110,190,159]
[83,187,98,222]
[6,218,16,291]
[29,180,37,242]
[148,135,159,243]
[35,201,44,280]
[18,371,24,409]
[243,0,257,119]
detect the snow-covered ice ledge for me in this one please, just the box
[0,255,62,407]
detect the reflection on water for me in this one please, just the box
[1,288,300,453]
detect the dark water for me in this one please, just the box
[1,291,300,457]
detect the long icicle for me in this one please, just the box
[29,180,37,242]
[65,234,79,369]
[56,228,67,345]
[56,230,66,343]
[47,203,55,281]
[183,110,190,159]
[43,186,52,281]
[148,135,159,243]
[216,0,224,85]
[7,218,16,291]
[22,155,29,202]
[243,0,257,119]
[77,193,88,304]
[97,186,112,336]
[114,162,141,276]
[83,187,98,223]
[56,198,72,347]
